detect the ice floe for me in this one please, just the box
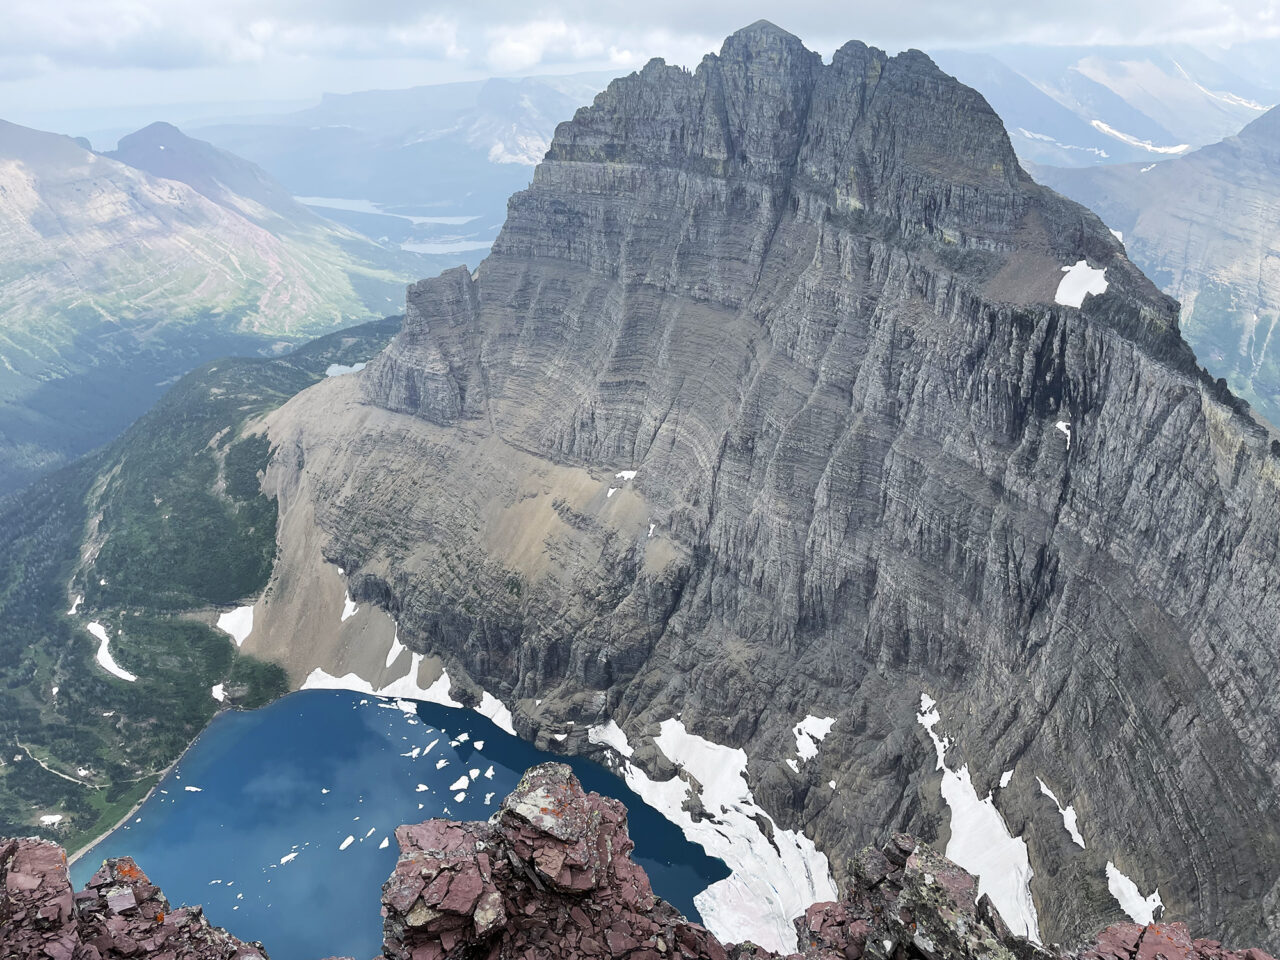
[184,786,203,793]
[448,775,470,791]
[793,715,835,761]
[216,606,254,647]
[279,853,298,864]
[1037,777,1085,848]
[592,716,836,953]
[1106,862,1163,924]
[1055,260,1109,308]
[918,695,1040,942]
[87,622,137,683]
[339,835,354,851]
[379,837,390,849]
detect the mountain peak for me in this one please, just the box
[723,19,802,46]
[109,121,309,227]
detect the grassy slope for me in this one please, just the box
[0,317,399,852]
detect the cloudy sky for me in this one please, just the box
[2,0,1279,123]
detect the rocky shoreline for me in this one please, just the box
[4,764,1275,960]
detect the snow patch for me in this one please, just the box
[325,362,367,377]
[1056,260,1109,308]
[341,592,359,622]
[1000,770,1014,789]
[587,720,634,758]
[1056,421,1072,449]
[1106,862,1163,924]
[385,629,406,670]
[211,684,226,702]
[87,622,137,683]
[67,595,82,616]
[216,606,254,647]
[476,692,516,735]
[301,660,464,708]
[1089,120,1189,155]
[615,470,637,480]
[918,695,1040,942]
[40,814,63,825]
[594,718,836,953]
[793,715,835,761]
[1037,778,1085,848]
[606,487,618,498]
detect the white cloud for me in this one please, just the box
[2,1,1280,114]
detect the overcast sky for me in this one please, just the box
[2,0,1279,121]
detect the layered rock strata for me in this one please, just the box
[254,20,1280,949]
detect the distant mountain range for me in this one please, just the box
[1034,104,1280,429]
[0,119,452,493]
[192,73,614,253]
[932,42,1279,168]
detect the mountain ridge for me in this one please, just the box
[0,116,438,493]
[1035,102,1280,429]
[51,20,1280,953]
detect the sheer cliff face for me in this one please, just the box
[261,23,1280,949]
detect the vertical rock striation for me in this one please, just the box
[260,21,1280,950]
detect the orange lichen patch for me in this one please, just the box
[115,860,144,881]
[156,912,165,923]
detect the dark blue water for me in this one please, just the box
[71,690,727,960]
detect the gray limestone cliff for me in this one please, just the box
[255,21,1280,951]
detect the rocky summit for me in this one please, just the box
[242,20,1280,951]
[4,765,1276,960]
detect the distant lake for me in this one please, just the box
[71,690,728,960]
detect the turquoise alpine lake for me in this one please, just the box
[71,689,729,960]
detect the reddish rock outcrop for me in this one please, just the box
[381,763,728,960]
[1,836,267,959]
[379,764,1278,960]
[5,764,1277,960]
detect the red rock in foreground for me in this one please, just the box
[4,763,1276,960]
[380,764,1278,960]
[0,837,266,959]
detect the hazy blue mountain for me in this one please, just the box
[0,118,453,493]
[193,72,616,250]
[934,41,1280,167]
